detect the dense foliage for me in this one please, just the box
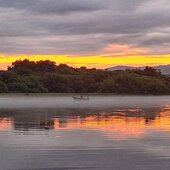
[0,59,169,94]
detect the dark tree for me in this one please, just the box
[1,59,169,94]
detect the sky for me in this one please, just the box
[0,0,170,69]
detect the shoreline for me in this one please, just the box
[0,93,169,96]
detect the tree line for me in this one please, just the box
[0,59,169,94]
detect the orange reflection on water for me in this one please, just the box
[54,115,147,140]
[150,110,170,132]
[0,118,13,130]
[54,109,170,140]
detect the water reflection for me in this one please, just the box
[0,118,13,130]
[1,104,170,170]
[0,106,170,140]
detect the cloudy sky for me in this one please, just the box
[0,0,170,68]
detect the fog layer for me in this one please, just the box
[1,95,170,109]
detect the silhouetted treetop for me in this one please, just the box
[128,66,161,77]
[8,59,56,73]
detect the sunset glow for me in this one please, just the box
[0,0,170,70]
[1,0,170,169]
[1,54,170,70]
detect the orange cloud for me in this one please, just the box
[104,44,148,56]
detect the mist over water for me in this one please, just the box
[0,95,170,109]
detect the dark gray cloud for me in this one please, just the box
[0,0,170,56]
[0,0,107,14]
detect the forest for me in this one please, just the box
[0,59,169,94]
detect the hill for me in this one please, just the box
[106,65,170,75]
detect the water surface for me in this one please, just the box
[1,95,170,170]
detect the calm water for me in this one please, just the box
[1,95,170,170]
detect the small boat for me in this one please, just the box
[72,95,89,100]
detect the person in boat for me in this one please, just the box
[73,95,89,100]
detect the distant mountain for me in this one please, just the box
[106,65,170,75]
[106,66,135,71]
[154,65,170,75]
